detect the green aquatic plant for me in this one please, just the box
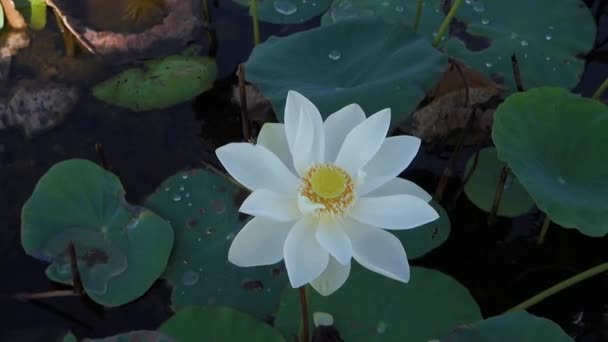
[21,159,174,307]
[464,147,534,217]
[244,18,447,128]
[492,87,608,237]
[93,54,218,112]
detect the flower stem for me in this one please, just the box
[413,0,424,32]
[592,77,608,100]
[505,262,608,313]
[251,0,261,46]
[432,0,464,47]
[298,286,310,342]
[536,214,551,245]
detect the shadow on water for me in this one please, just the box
[0,0,606,340]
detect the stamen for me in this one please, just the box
[300,164,355,217]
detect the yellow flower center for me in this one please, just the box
[300,164,355,217]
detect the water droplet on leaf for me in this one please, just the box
[472,1,485,12]
[328,49,342,61]
[173,194,182,202]
[544,33,552,40]
[520,40,528,47]
[273,0,297,15]
[481,18,490,25]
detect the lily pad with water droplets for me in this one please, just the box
[275,267,482,341]
[21,159,174,307]
[244,18,447,128]
[394,200,450,259]
[442,311,572,342]
[321,0,444,38]
[464,147,534,217]
[232,0,332,24]
[492,87,608,237]
[144,169,287,319]
[443,0,595,93]
[80,331,175,342]
[159,306,285,342]
[92,55,217,112]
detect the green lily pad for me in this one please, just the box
[275,267,482,341]
[144,169,287,319]
[492,87,608,237]
[233,0,332,24]
[93,55,217,112]
[443,0,595,93]
[82,331,175,342]
[464,147,534,217]
[442,311,572,342]
[62,332,77,342]
[244,18,447,128]
[159,306,285,342]
[21,159,174,307]
[394,200,450,259]
[321,0,444,38]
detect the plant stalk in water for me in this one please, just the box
[432,0,464,47]
[536,214,551,245]
[413,0,424,32]
[487,166,510,226]
[592,77,608,100]
[251,0,261,46]
[506,262,608,312]
[298,286,310,342]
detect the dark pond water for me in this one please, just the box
[0,0,607,341]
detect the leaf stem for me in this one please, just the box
[592,77,608,100]
[536,214,551,245]
[487,166,510,226]
[298,286,310,342]
[251,0,261,46]
[432,0,464,47]
[505,262,608,312]
[413,0,424,32]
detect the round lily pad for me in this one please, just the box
[321,0,444,38]
[144,169,287,319]
[464,147,534,217]
[93,55,218,112]
[443,0,595,93]
[394,200,450,259]
[492,87,608,237]
[159,306,285,342]
[21,159,174,307]
[232,0,332,24]
[443,311,572,342]
[275,266,482,341]
[244,17,447,128]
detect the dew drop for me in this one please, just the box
[510,32,518,39]
[181,173,189,180]
[465,0,473,4]
[181,270,199,286]
[481,18,490,25]
[164,186,171,192]
[484,61,493,68]
[523,53,528,59]
[545,56,551,61]
[173,194,182,202]
[226,232,236,241]
[381,1,390,6]
[395,5,404,13]
[472,1,485,12]
[557,177,567,185]
[273,0,297,15]
[187,202,193,207]
[311,1,317,6]
[197,237,202,242]
[377,321,388,334]
[179,186,185,191]
[185,193,190,198]
[328,49,342,61]
[544,33,552,40]
[548,25,554,30]
[520,39,528,47]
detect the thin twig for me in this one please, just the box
[251,0,261,46]
[536,214,551,245]
[448,145,481,210]
[511,54,525,92]
[68,242,83,294]
[237,64,251,141]
[13,290,79,300]
[434,108,478,202]
[298,286,310,342]
[94,143,110,170]
[592,76,608,100]
[487,166,510,226]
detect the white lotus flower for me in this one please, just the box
[216,91,439,296]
